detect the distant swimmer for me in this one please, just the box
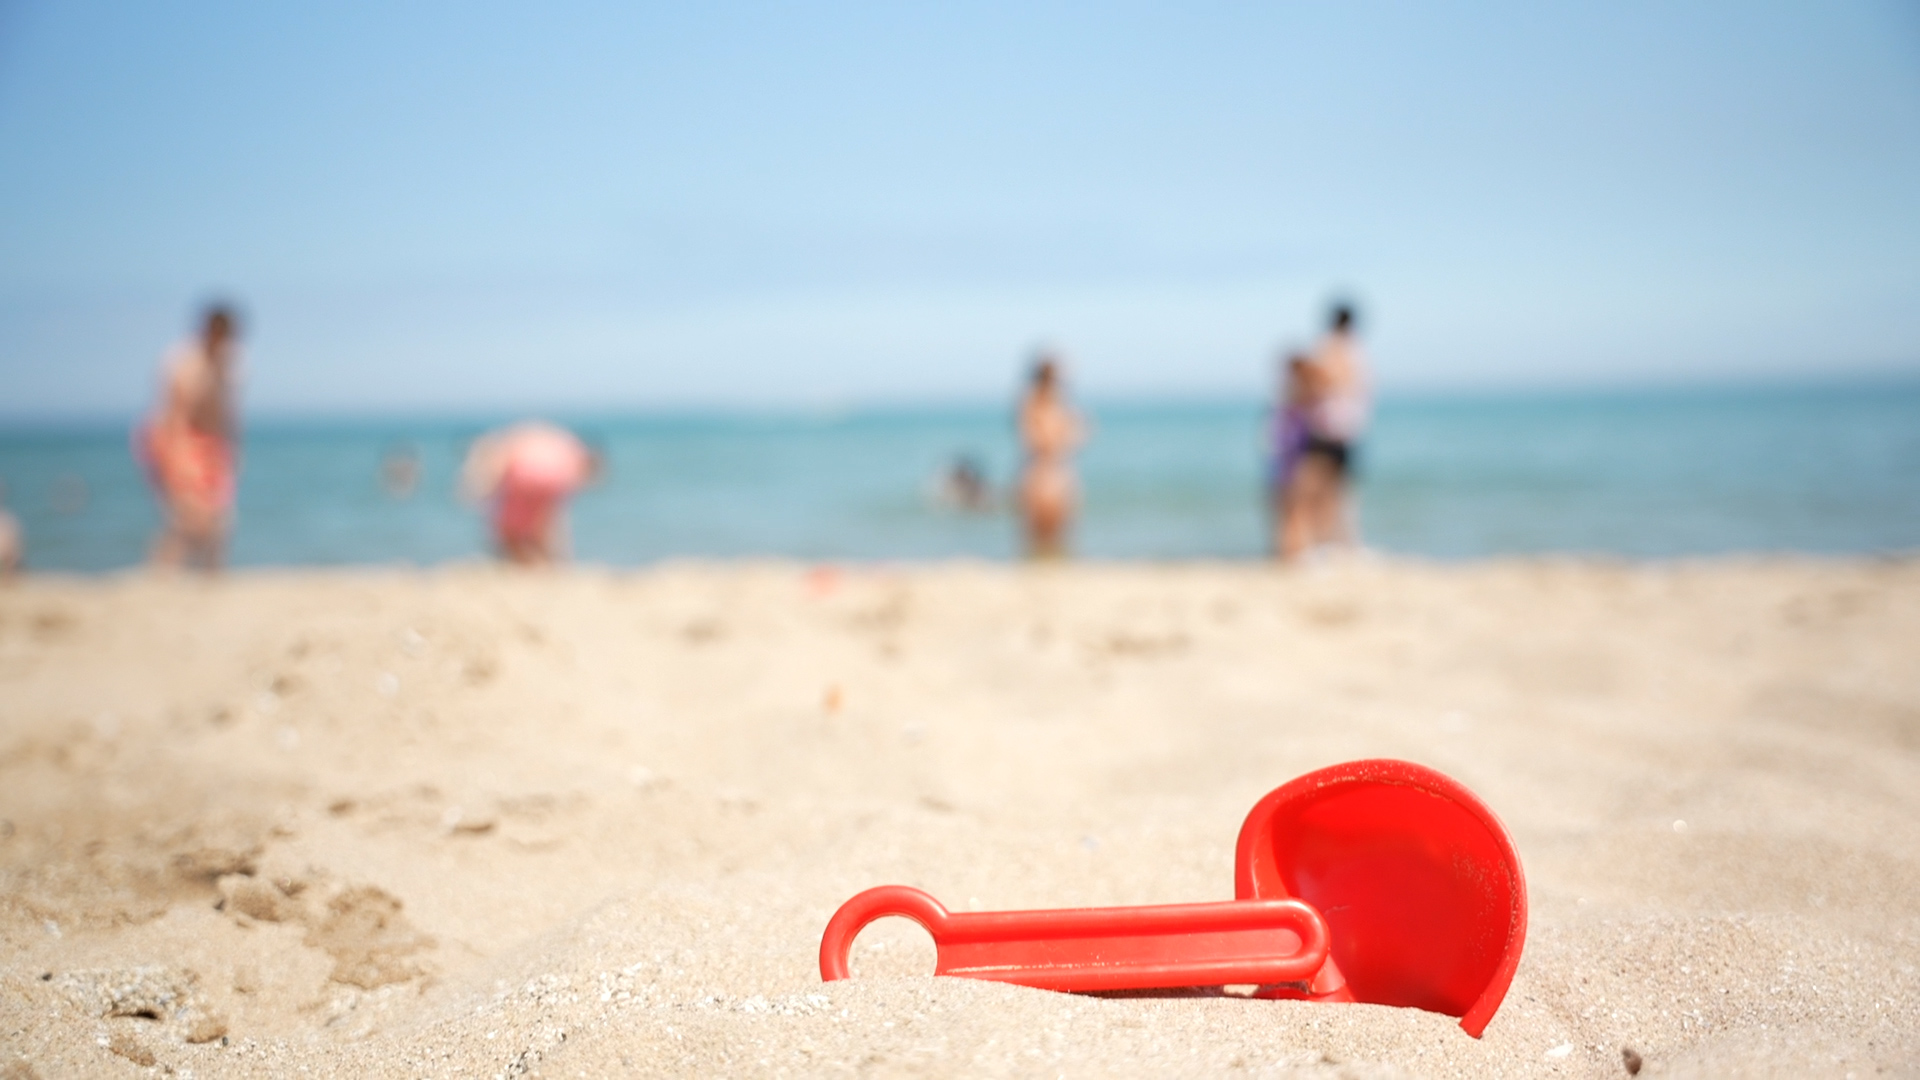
[49,473,88,517]
[381,442,422,499]
[461,422,601,565]
[0,480,21,578]
[934,454,993,513]
[1279,301,1371,561]
[137,303,242,571]
[1017,354,1086,559]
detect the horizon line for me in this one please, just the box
[2,366,1917,432]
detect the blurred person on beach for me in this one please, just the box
[1017,354,1085,559]
[1279,302,1371,561]
[1267,353,1317,556]
[461,422,600,565]
[136,303,242,571]
[0,480,21,578]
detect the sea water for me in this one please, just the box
[2,380,1916,572]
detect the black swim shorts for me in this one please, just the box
[1301,436,1356,477]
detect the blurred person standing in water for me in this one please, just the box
[1017,354,1085,559]
[461,422,600,565]
[137,303,242,571]
[1279,302,1371,561]
[1266,353,1317,556]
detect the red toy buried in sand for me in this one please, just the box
[819,759,1527,1037]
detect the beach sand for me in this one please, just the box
[2,557,1917,1077]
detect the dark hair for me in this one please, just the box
[1329,302,1355,332]
[201,300,242,338]
[1030,356,1059,389]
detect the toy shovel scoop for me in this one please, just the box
[820,758,1526,1037]
[1235,759,1528,1037]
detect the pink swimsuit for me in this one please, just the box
[492,432,590,546]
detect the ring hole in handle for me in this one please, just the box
[848,916,939,979]
[820,885,952,982]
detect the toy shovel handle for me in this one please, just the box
[820,885,1330,993]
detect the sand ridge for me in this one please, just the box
[2,557,1917,1076]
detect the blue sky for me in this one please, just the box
[2,1,1917,418]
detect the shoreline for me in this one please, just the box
[5,545,1916,581]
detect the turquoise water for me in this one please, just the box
[2,381,1917,572]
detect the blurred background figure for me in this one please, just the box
[933,454,993,513]
[136,303,242,571]
[1017,354,1085,559]
[381,442,422,499]
[1280,303,1371,561]
[1267,353,1316,557]
[460,421,600,565]
[0,479,22,578]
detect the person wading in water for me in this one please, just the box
[138,303,243,571]
[1279,302,1371,561]
[1017,354,1086,559]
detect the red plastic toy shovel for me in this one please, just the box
[819,886,1330,992]
[819,759,1527,1037]
[1234,759,1528,1038]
